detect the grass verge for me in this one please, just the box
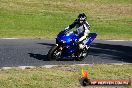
[0,64,132,88]
[0,0,132,40]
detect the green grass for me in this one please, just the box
[0,64,132,88]
[0,0,132,39]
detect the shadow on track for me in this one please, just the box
[36,42,132,63]
[28,53,74,61]
[90,43,132,63]
[37,43,75,61]
[28,53,49,61]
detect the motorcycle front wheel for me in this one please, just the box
[47,45,61,61]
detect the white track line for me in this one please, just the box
[0,63,131,70]
[1,38,19,39]
[106,40,132,41]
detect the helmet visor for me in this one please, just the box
[79,17,86,21]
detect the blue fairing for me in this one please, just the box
[56,31,79,56]
[57,31,79,45]
[56,31,97,57]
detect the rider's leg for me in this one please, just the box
[79,37,89,50]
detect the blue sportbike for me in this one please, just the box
[47,31,97,61]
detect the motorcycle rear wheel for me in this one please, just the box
[76,47,90,61]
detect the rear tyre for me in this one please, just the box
[47,45,61,61]
[76,47,90,61]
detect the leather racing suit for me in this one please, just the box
[64,19,90,49]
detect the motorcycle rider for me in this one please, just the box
[63,13,90,50]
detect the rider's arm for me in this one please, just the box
[64,19,78,32]
[85,21,90,30]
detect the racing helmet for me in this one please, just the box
[78,13,87,22]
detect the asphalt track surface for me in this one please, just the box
[0,39,132,67]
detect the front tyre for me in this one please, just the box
[47,45,61,61]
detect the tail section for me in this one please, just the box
[86,32,97,45]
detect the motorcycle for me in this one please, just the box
[47,31,97,61]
